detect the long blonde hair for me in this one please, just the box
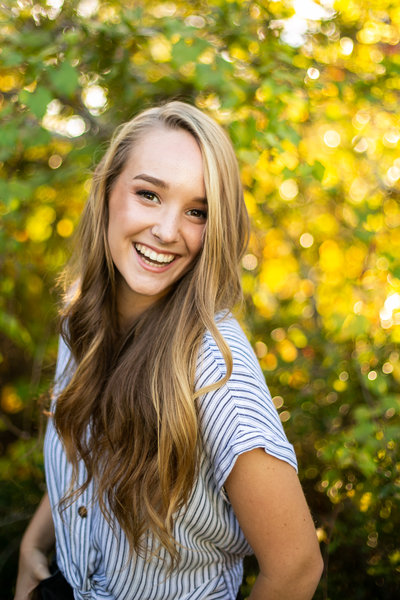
[55,101,249,561]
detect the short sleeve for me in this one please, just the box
[196,315,298,492]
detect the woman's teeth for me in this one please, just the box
[134,243,175,265]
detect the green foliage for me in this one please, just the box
[1,0,399,598]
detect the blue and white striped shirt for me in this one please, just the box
[44,313,297,599]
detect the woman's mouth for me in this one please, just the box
[134,243,176,267]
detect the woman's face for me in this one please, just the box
[107,126,207,323]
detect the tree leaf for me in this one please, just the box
[19,86,53,119]
[313,161,325,182]
[48,61,80,97]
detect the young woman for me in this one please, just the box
[15,101,323,600]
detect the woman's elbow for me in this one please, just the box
[281,540,324,595]
[296,544,324,594]
[309,547,324,586]
[255,547,323,600]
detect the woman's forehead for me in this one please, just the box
[123,127,205,186]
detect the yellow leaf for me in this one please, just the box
[278,339,298,362]
[149,36,171,63]
[1,386,23,414]
[57,218,74,238]
[360,492,373,512]
[319,240,344,272]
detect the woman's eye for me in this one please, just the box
[187,208,207,220]
[137,190,159,202]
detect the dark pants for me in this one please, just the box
[32,560,74,600]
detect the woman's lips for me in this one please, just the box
[133,243,178,270]
[134,243,176,264]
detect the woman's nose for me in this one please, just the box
[151,210,180,244]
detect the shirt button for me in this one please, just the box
[78,506,88,518]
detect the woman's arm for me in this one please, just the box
[14,492,55,600]
[225,449,323,600]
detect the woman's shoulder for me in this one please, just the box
[52,333,75,401]
[196,312,298,485]
[198,310,263,383]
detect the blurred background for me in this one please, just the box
[0,0,399,598]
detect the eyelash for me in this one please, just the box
[187,208,207,220]
[136,190,207,220]
[137,190,159,202]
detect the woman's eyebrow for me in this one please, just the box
[133,172,207,204]
[133,173,169,189]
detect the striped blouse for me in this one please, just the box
[44,313,297,599]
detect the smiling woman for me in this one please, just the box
[14,102,323,600]
[107,127,207,322]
